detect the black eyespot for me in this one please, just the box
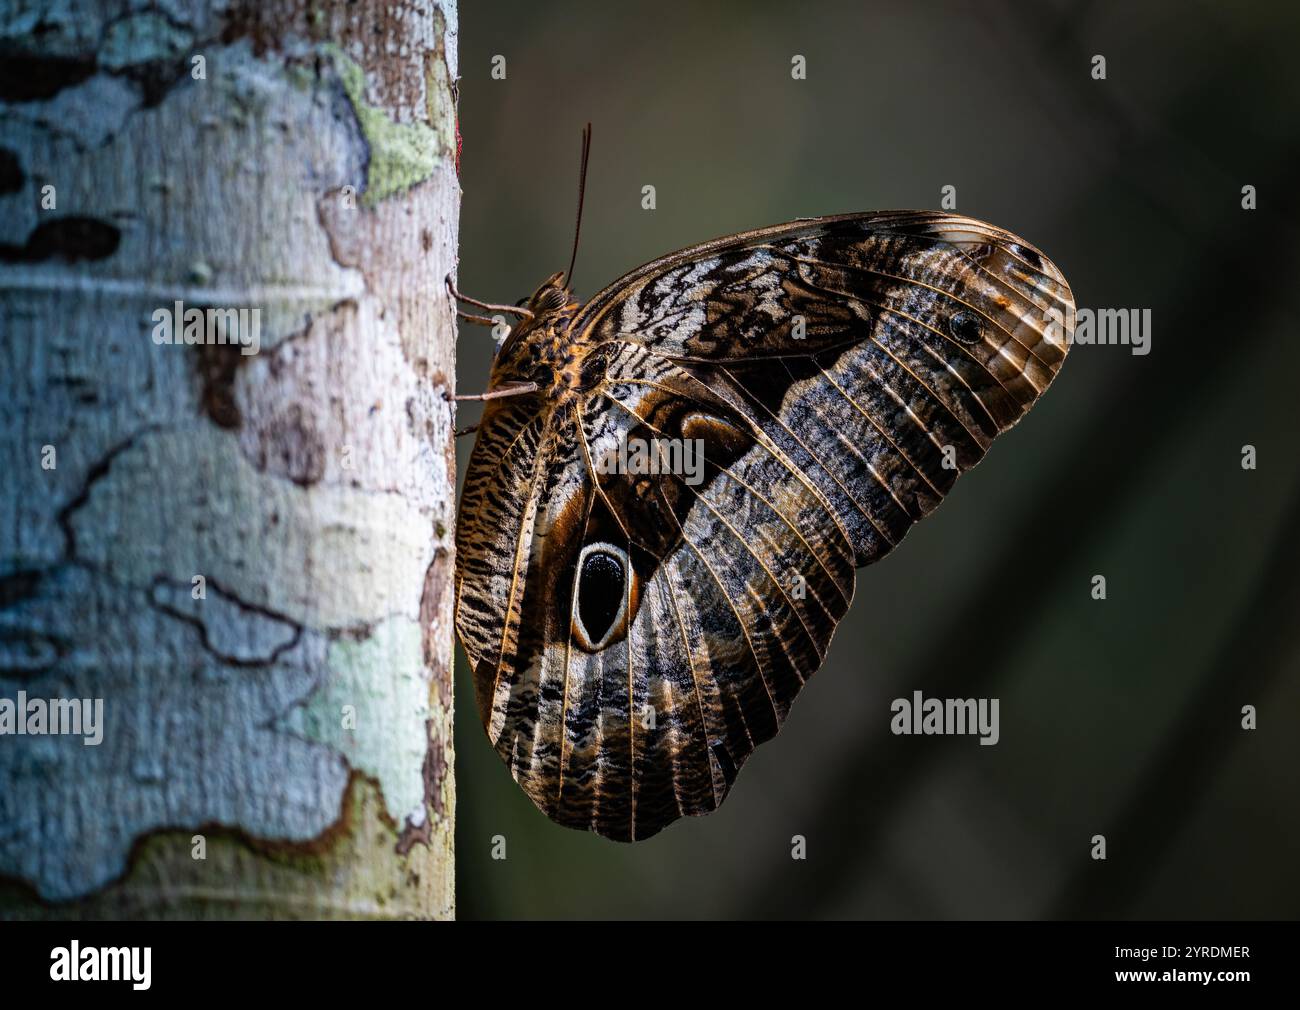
[578,550,624,644]
[949,310,984,346]
[1008,243,1042,268]
[514,296,529,307]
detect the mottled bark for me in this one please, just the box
[0,0,458,919]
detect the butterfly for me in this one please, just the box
[452,135,1073,842]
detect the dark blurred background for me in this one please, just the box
[452,0,1300,919]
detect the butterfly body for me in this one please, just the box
[455,212,1073,841]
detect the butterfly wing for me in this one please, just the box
[577,211,1074,564]
[456,212,1073,840]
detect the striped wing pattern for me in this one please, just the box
[455,212,1073,840]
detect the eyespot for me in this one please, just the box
[573,543,629,650]
[949,310,984,346]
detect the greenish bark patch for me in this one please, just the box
[324,44,441,207]
[277,617,432,825]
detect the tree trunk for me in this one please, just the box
[0,0,457,919]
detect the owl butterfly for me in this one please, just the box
[454,148,1073,841]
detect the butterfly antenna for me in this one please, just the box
[564,122,592,291]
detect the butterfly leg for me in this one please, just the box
[445,275,534,321]
[444,381,539,403]
[445,382,538,433]
[455,309,500,326]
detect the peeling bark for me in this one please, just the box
[0,0,457,919]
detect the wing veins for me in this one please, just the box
[602,389,851,609]
[611,368,885,551]
[650,477,784,727]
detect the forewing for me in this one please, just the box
[575,211,1074,564]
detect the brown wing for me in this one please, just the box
[575,211,1074,564]
[455,212,1073,840]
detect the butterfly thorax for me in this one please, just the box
[490,272,600,397]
